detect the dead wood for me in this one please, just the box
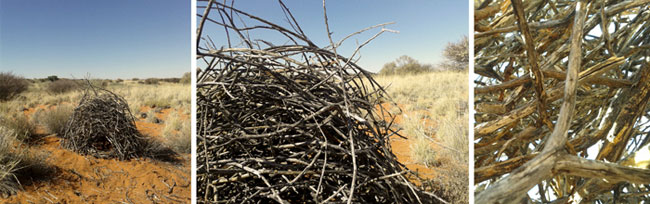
[61,82,177,161]
[196,0,447,203]
[475,0,650,202]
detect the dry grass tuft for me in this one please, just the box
[375,70,468,203]
[0,127,53,197]
[0,113,37,143]
[42,104,74,135]
[162,111,190,154]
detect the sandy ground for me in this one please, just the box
[4,106,190,204]
[375,103,438,182]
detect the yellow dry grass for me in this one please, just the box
[374,70,469,202]
[0,80,191,148]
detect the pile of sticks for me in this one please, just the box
[61,83,147,160]
[197,0,445,203]
[474,0,650,203]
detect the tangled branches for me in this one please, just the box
[61,83,148,160]
[475,0,650,202]
[197,0,445,203]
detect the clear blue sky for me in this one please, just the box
[198,0,468,72]
[0,0,190,79]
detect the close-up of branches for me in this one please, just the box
[474,0,650,203]
[196,0,448,203]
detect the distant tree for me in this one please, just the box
[47,75,59,82]
[379,55,432,75]
[180,72,191,84]
[440,36,469,71]
[379,62,397,75]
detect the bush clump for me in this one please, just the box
[379,55,433,75]
[47,75,59,82]
[47,79,79,94]
[142,78,159,85]
[0,72,29,101]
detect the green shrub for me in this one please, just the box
[0,72,29,101]
[47,79,79,94]
[47,75,59,82]
[378,55,433,75]
[42,105,74,135]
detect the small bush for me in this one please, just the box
[47,79,79,94]
[161,78,181,83]
[0,72,29,101]
[116,78,124,83]
[47,75,59,82]
[143,78,159,85]
[42,105,74,135]
[180,72,191,84]
[0,113,37,142]
[378,56,433,76]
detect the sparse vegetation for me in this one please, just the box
[375,70,468,203]
[162,111,190,153]
[378,55,433,75]
[144,109,160,123]
[0,113,37,142]
[0,72,30,101]
[143,78,159,85]
[0,126,52,197]
[0,74,190,199]
[47,79,79,94]
[42,104,74,135]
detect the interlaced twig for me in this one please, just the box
[196,0,446,203]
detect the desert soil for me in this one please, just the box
[4,106,190,204]
[383,103,438,182]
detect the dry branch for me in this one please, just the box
[197,1,446,203]
[61,82,177,160]
[475,0,650,202]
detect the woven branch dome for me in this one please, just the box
[61,86,146,160]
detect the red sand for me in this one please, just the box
[4,106,190,204]
[380,103,439,181]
